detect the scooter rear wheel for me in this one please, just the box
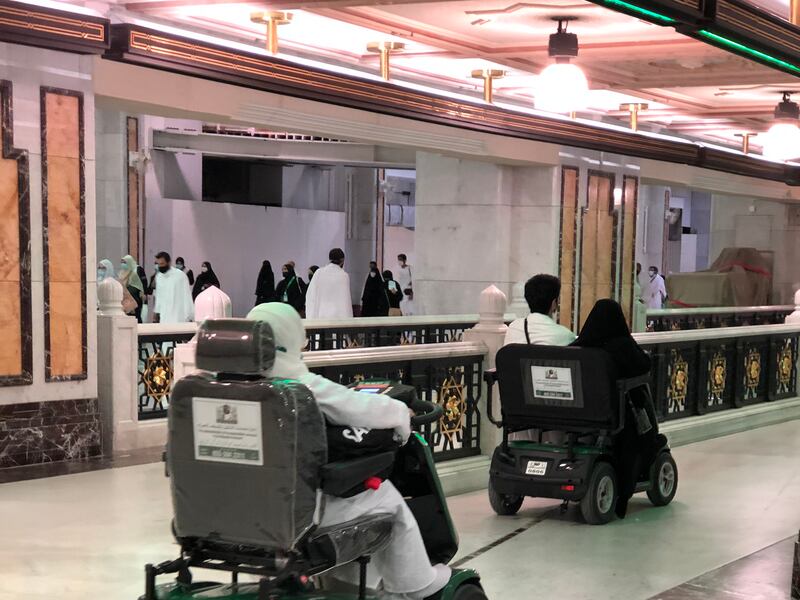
[579,461,617,525]
[646,451,678,506]
[450,583,489,599]
[488,480,523,516]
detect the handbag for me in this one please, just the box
[120,284,137,314]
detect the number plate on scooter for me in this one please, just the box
[525,460,547,476]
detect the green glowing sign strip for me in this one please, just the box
[601,0,676,24]
[698,30,800,74]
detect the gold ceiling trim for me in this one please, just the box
[0,4,106,42]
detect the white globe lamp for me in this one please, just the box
[535,17,588,114]
[762,92,800,162]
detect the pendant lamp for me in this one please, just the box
[762,92,800,161]
[536,17,588,114]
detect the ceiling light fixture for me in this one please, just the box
[761,92,800,161]
[367,41,405,81]
[250,11,292,55]
[536,17,588,114]
[471,68,505,103]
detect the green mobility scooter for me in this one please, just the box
[140,319,487,600]
[485,344,678,525]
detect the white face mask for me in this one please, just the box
[201,267,208,273]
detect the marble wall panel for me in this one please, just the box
[578,172,615,328]
[558,167,579,330]
[42,88,86,381]
[0,80,31,386]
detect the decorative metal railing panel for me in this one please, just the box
[138,330,195,420]
[310,352,483,462]
[639,330,799,421]
[647,306,793,332]
[305,322,476,351]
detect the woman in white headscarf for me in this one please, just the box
[246,303,450,600]
[97,259,115,283]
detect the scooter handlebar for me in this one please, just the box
[410,399,443,427]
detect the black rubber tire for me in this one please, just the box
[488,479,524,516]
[579,461,617,525]
[451,583,489,599]
[647,452,678,506]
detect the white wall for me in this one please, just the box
[384,227,415,274]
[145,198,345,317]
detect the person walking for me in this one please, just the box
[396,253,413,316]
[383,270,403,316]
[192,261,221,300]
[361,261,390,317]
[274,263,307,314]
[305,248,353,319]
[255,260,275,305]
[152,251,194,324]
[119,255,145,322]
[175,256,194,286]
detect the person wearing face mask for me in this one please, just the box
[192,261,221,300]
[361,261,390,317]
[97,259,115,284]
[153,251,194,324]
[175,256,194,286]
[274,263,307,314]
[118,255,145,322]
[383,270,403,316]
[396,253,413,316]
[305,248,353,320]
[644,265,667,309]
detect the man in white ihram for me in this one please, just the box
[153,251,194,324]
[644,265,667,310]
[247,303,451,599]
[305,248,353,319]
[396,253,413,316]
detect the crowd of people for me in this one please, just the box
[97,248,415,323]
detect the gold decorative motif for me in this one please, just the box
[708,352,726,405]
[140,350,173,402]
[438,374,466,445]
[744,348,761,400]
[777,339,795,394]
[667,350,689,413]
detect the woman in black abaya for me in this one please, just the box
[571,299,667,518]
[192,261,221,300]
[255,260,275,305]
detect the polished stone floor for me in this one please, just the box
[1,420,799,600]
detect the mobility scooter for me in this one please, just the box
[486,344,678,525]
[140,318,488,599]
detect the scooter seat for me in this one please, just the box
[304,513,394,570]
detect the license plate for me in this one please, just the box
[525,460,547,476]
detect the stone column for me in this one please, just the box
[464,285,509,455]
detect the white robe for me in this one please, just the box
[154,267,194,324]
[305,263,353,320]
[504,312,576,346]
[246,303,448,598]
[644,274,667,309]
[395,264,413,315]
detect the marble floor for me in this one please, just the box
[2,420,799,600]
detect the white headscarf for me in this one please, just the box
[98,259,115,279]
[247,302,309,380]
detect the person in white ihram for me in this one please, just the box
[152,251,194,324]
[305,248,354,319]
[395,253,413,316]
[504,274,576,347]
[247,302,451,600]
[644,265,667,310]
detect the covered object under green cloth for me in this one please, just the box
[665,248,772,308]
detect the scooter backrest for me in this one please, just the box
[496,344,619,432]
[168,319,327,551]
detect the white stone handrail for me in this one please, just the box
[137,322,198,336]
[633,322,800,345]
[304,341,488,368]
[303,313,518,329]
[646,304,794,317]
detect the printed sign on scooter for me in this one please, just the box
[192,397,264,465]
[531,366,574,401]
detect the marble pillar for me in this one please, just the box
[0,44,98,467]
[414,151,560,314]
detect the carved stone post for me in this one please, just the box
[508,281,528,318]
[785,289,800,325]
[465,285,509,454]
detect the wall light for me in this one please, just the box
[761,92,800,161]
[536,18,588,114]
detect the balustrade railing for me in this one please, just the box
[137,324,196,420]
[306,343,485,462]
[647,305,794,332]
[634,325,799,421]
[304,314,515,351]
